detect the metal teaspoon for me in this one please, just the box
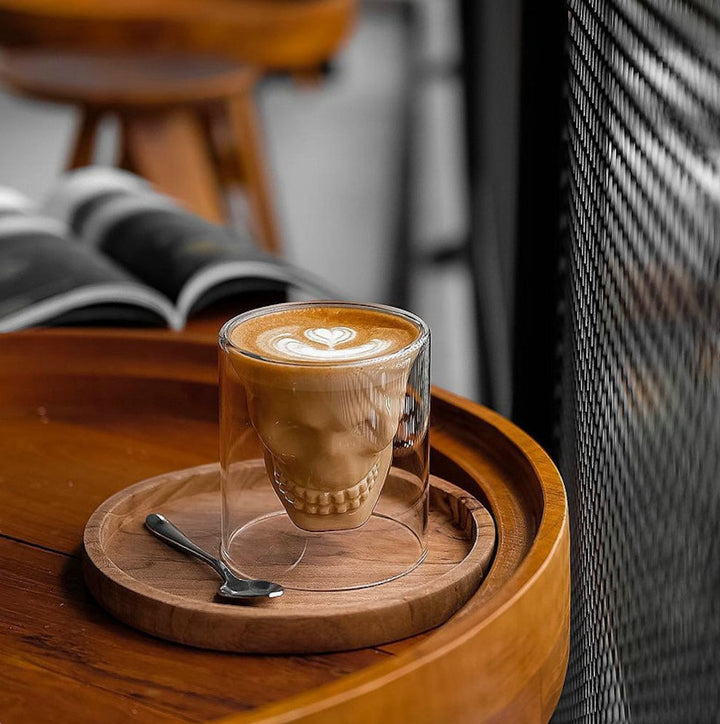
[145,513,284,600]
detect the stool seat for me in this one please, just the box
[0,50,259,108]
[0,0,356,71]
[0,49,282,254]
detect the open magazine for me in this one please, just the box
[0,168,335,332]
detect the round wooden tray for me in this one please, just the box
[83,463,495,653]
[0,328,569,723]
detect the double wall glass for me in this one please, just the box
[219,301,430,591]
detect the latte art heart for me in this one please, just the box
[304,327,355,348]
[271,333,392,361]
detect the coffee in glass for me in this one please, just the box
[219,301,430,591]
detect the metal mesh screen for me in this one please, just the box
[553,0,720,720]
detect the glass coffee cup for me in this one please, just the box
[219,301,430,591]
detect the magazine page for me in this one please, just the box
[43,168,338,325]
[0,215,179,332]
[0,187,37,217]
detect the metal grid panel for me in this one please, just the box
[554,0,720,720]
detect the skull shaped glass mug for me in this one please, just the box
[219,301,431,591]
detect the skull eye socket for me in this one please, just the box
[351,421,370,441]
[352,413,387,448]
[353,409,376,432]
[264,420,314,454]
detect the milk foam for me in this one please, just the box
[230,306,419,365]
[258,326,393,361]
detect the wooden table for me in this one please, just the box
[0,306,569,723]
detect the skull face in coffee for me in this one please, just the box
[227,305,421,532]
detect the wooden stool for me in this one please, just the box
[0,50,283,255]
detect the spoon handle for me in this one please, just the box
[145,513,225,579]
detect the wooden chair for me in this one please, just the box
[0,50,283,253]
[0,0,357,256]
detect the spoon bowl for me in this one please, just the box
[218,572,284,600]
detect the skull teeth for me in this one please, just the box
[272,463,379,515]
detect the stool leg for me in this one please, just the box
[66,108,101,169]
[121,108,224,224]
[224,92,283,256]
[199,104,240,194]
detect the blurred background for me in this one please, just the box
[0,0,520,411]
[3,0,720,719]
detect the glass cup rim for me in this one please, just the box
[219,300,430,368]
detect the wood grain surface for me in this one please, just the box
[82,465,495,653]
[0,321,569,723]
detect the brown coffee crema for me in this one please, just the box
[229,305,420,367]
[226,305,422,532]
